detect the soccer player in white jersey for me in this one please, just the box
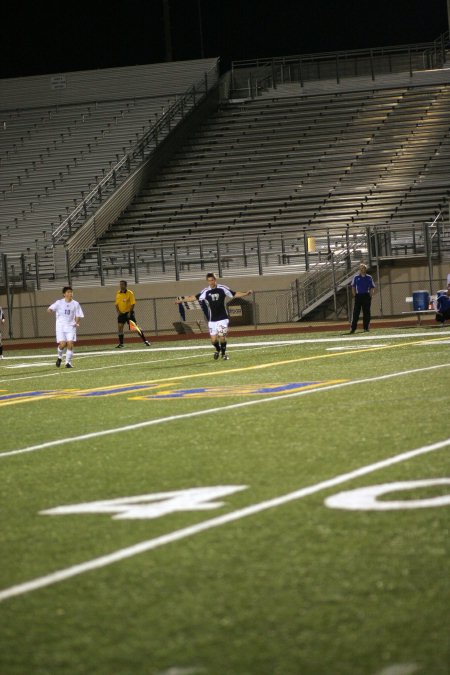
[175,272,252,360]
[47,286,84,368]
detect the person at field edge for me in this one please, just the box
[349,263,375,334]
[47,286,84,368]
[0,305,5,359]
[175,272,252,360]
[435,285,450,326]
[115,279,150,348]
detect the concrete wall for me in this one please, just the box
[2,262,448,339]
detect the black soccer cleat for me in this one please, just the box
[213,352,220,360]
[144,340,151,346]
[115,344,124,349]
[65,363,73,368]
[56,357,62,367]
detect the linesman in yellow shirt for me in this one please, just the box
[115,280,150,348]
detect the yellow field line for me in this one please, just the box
[1,334,448,408]
[79,334,449,391]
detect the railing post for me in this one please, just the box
[98,248,105,286]
[257,236,263,275]
[370,49,375,81]
[330,252,338,319]
[345,227,351,272]
[174,243,180,281]
[20,254,26,290]
[217,240,223,278]
[335,54,340,84]
[304,230,309,271]
[35,252,41,290]
[3,255,13,338]
[272,59,277,89]
[424,222,434,294]
[65,248,72,286]
[152,298,158,336]
[133,245,139,284]
[249,73,255,99]
[296,278,301,319]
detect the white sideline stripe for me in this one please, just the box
[1,435,449,603]
[3,328,450,361]
[1,362,449,459]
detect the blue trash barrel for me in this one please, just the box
[412,290,430,311]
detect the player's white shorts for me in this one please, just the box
[208,319,229,337]
[56,326,77,343]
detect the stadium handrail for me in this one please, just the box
[230,32,450,98]
[50,64,219,247]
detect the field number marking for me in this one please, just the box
[325,478,450,510]
[0,436,449,602]
[41,486,247,520]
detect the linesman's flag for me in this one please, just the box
[129,318,145,339]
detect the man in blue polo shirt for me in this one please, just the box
[349,263,375,333]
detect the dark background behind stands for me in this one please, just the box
[0,0,448,80]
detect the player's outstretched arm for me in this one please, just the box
[235,290,253,298]
[175,295,196,304]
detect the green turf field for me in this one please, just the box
[1,327,449,675]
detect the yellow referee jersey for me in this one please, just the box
[115,289,135,313]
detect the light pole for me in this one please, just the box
[162,0,173,62]
[198,0,205,58]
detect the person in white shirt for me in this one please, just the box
[47,286,84,368]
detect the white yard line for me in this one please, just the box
[2,363,449,460]
[1,434,449,603]
[2,328,450,362]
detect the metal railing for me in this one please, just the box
[288,215,448,321]
[230,32,450,98]
[50,65,219,248]
[1,219,448,294]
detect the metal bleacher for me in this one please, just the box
[1,42,450,289]
[0,57,219,282]
[72,73,450,284]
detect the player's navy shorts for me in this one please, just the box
[117,312,129,324]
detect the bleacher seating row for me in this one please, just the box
[88,84,450,250]
[1,59,449,285]
[0,57,219,274]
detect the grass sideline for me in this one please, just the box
[0,326,449,675]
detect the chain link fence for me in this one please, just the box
[3,289,292,341]
[2,269,448,342]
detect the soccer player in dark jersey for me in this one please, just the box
[175,272,252,360]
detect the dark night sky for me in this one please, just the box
[1,0,448,79]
